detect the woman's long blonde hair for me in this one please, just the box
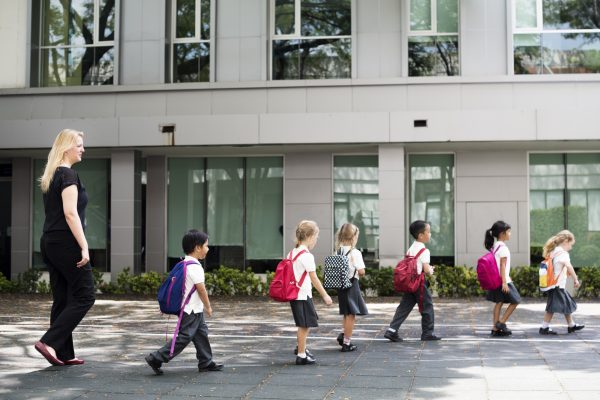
[335,223,359,250]
[542,230,575,258]
[39,129,84,193]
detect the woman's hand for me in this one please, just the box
[76,248,90,268]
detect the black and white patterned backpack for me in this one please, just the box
[323,248,355,290]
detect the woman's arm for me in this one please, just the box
[62,185,89,268]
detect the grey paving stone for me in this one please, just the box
[248,384,330,400]
[327,387,408,400]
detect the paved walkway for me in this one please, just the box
[1,295,600,399]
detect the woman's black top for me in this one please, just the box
[43,167,88,233]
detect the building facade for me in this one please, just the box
[1,0,600,281]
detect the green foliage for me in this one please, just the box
[430,265,484,298]
[16,269,43,294]
[0,272,18,293]
[205,266,265,296]
[576,267,600,298]
[91,268,105,293]
[360,267,395,297]
[510,266,541,298]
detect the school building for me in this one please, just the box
[1,0,600,281]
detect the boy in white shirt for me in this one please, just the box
[384,220,441,342]
[145,230,223,375]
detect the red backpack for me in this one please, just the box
[269,250,308,302]
[393,248,426,312]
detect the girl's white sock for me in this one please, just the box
[297,352,306,358]
[568,321,575,327]
[542,321,549,328]
[343,336,351,345]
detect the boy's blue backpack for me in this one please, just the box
[157,260,199,356]
[158,260,197,315]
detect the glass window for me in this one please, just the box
[333,156,379,267]
[33,159,110,271]
[171,0,211,82]
[272,0,351,80]
[37,0,115,86]
[408,0,460,76]
[409,154,455,265]
[514,0,600,74]
[167,157,283,272]
[529,153,600,266]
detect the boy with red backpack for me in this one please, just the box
[145,230,223,375]
[384,220,441,342]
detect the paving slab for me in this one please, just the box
[2,295,600,399]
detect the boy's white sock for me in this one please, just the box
[542,321,549,329]
[387,328,396,333]
[297,352,306,358]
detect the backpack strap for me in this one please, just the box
[288,249,309,288]
[492,244,503,255]
[407,247,427,259]
[551,250,568,282]
[169,260,200,357]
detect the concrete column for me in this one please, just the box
[11,158,31,278]
[145,156,167,273]
[110,151,142,281]
[378,145,405,268]
[455,150,529,267]
[283,152,333,265]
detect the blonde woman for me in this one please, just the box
[539,230,584,335]
[34,129,95,366]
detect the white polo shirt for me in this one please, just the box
[407,241,430,274]
[493,241,512,283]
[181,255,206,314]
[290,245,316,300]
[339,246,365,280]
[550,246,570,289]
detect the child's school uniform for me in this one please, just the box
[148,256,216,369]
[545,246,577,315]
[388,241,434,337]
[485,241,521,304]
[337,246,368,316]
[289,245,319,328]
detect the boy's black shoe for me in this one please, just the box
[293,347,314,358]
[539,327,557,335]
[567,324,585,333]
[337,332,344,346]
[295,355,316,365]
[421,334,442,341]
[145,354,163,375]
[340,343,357,352]
[198,361,224,372]
[384,330,402,342]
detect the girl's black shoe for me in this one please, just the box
[295,355,316,365]
[495,322,512,335]
[491,329,510,337]
[337,332,344,346]
[539,327,558,335]
[293,347,313,358]
[567,324,585,333]
[341,343,357,352]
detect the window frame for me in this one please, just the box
[36,0,119,87]
[511,0,600,74]
[404,0,461,77]
[268,0,355,80]
[169,0,216,83]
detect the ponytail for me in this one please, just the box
[543,230,574,258]
[484,220,512,250]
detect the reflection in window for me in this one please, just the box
[167,157,283,272]
[529,153,600,266]
[408,0,460,76]
[333,156,379,267]
[513,0,600,74]
[33,159,111,271]
[272,0,351,80]
[409,155,454,265]
[38,0,115,86]
[171,0,211,82]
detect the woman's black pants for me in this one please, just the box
[40,231,95,361]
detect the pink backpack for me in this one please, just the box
[477,245,503,290]
[269,250,308,302]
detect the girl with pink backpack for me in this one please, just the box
[484,221,521,337]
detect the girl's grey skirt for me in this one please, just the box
[545,287,577,315]
[338,279,369,316]
[485,282,521,304]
